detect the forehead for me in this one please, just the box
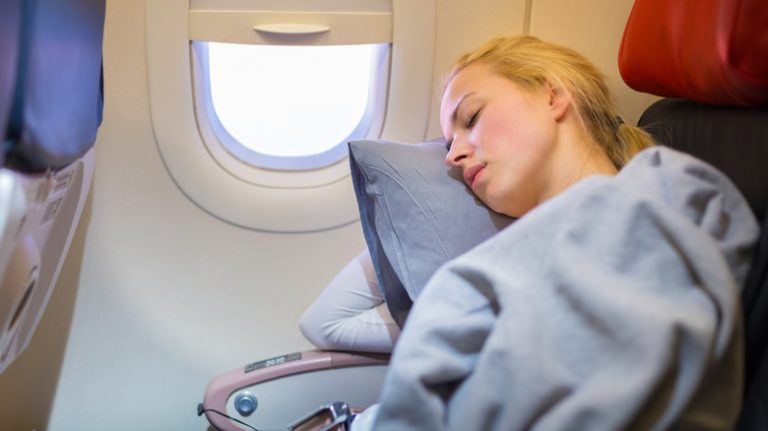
[442,62,494,102]
[440,63,508,128]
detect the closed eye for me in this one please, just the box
[466,110,479,129]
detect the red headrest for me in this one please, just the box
[619,0,768,106]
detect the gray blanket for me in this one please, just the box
[367,147,759,431]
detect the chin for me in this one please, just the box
[484,198,511,217]
[494,200,529,219]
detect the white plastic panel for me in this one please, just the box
[378,0,436,142]
[425,0,528,138]
[190,0,392,13]
[0,150,94,374]
[528,0,659,125]
[146,0,436,232]
[189,10,392,45]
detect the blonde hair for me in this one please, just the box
[444,35,654,168]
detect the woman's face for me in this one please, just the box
[440,62,563,217]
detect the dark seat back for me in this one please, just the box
[638,99,768,430]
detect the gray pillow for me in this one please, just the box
[349,139,515,327]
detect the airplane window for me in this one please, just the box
[194,42,388,170]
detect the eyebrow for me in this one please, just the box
[445,92,474,151]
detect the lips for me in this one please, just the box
[463,164,485,190]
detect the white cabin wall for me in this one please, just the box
[425,0,528,139]
[0,1,367,430]
[528,0,659,125]
[426,0,658,138]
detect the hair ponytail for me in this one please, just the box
[612,122,655,167]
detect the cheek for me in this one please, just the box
[499,119,552,166]
[477,122,533,166]
[474,114,514,153]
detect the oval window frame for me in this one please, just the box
[146,0,436,232]
[192,42,390,186]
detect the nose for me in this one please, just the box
[445,136,473,168]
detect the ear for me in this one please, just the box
[544,81,571,122]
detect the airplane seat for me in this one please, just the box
[0,2,20,154]
[200,350,390,430]
[0,0,105,374]
[638,99,768,431]
[619,0,768,429]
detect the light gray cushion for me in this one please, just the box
[349,139,515,327]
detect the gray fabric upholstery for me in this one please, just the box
[638,98,768,431]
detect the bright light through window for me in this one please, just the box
[206,43,377,159]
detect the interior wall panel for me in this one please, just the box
[0,1,368,430]
[528,0,659,125]
[425,0,528,139]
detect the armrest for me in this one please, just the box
[201,350,389,431]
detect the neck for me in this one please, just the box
[539,119,617,205]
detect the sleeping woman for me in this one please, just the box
[352,35,759,430]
